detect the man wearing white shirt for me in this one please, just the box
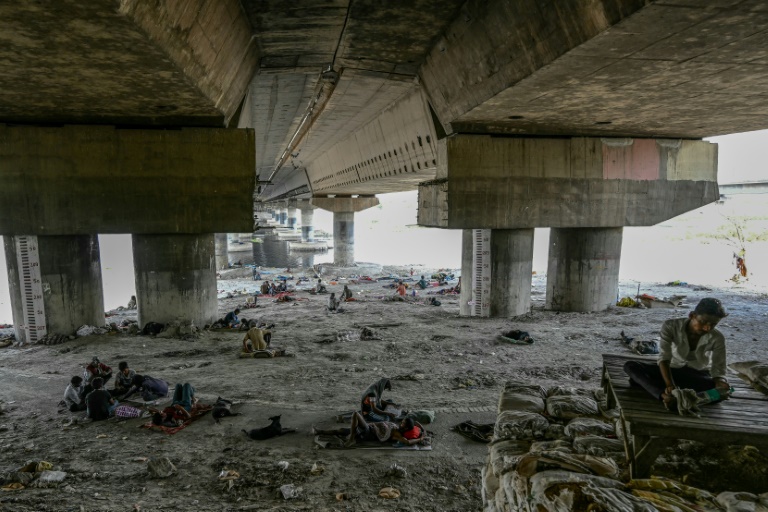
[624,298,730,410]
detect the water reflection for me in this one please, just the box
[229,232,333,270]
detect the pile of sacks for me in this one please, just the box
[482,381,768,511]
[729,361,768,393]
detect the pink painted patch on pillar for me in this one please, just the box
[602,139,660,180]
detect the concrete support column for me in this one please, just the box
[287,207,298,230]
[4,235,104,341]
[546,227,623,312]
[300,208,315,242]
[460,229,534,318]
[214,233,228,270]
[132,233,217,327]
[279,209,287,226]
[311,196,380,267]
[333,211,355,266]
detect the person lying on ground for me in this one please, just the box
[122,374,170,402]
[342,285,355,301]
[390,417,425,446]
[416,276,429,290]
[150,383,197,427]
[396,281,407,297]
[113,361,136,397]
[86,378,119,421]
[242,326,272,353]
[313,413,425,448]
[63,375,87,412]
[85,356,112,386]
[623,297,730,411]
[328,292,341,312]
[361,378,399,422]
[224,308,241,328]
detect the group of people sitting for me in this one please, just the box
[314,378,426,448]
[260,279,291,296]
[327,285,356,312]
[62,356,195,425]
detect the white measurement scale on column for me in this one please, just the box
[15,235,47,343]
[471,229,492,317]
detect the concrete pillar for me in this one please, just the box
[214,233,228,270]
[301,207,315,242]
[287,207,298,230]
[333,211,355,266]
[460,229,534,318]
[4,235,104,341]
[279,209,287,226]
[546,227,623,312]
[132,233,217,327]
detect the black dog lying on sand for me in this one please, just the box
[212,397,240,423]
[242,415,296,440]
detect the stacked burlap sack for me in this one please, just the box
[482,380,767,512]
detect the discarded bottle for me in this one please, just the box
[696,387,735,404]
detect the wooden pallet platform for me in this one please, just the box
[602,353,768,478]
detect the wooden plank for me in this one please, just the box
[614,393,768,415]
[625,412,768,437]
[621,403,768,421]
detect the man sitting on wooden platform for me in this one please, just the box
[623,298,731,411]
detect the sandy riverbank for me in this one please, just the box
[0,266,767,511]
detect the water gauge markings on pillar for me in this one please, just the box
[471,229,492,317]
[14,236,47,343]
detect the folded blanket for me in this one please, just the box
[140,404,213,434]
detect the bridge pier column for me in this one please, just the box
[311,196,380,267]
[214,233,228,270]
[300,203,316,242]
[278,208,287,226]
[333,212,355,266]
[4,235,104,342]
[132,233,217,327]
[546,227,623,312]
[287,206,298,230]
[459,229,534,317]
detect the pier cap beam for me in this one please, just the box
[311,196,380,214]
[418,135,718,229]
[0,125,255,235]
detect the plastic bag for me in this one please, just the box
[546,395,599,419]
[572,435,625,457]
[489,439,530,476]
[503,381,547,400]
[498,391,545,414]
[564,418,615,438]
[494,410,549,441]
[76,325,106,337]
[529,470,655,512]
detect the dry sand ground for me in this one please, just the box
[1,267,767,511]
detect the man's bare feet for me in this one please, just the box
[343,437,356,448]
